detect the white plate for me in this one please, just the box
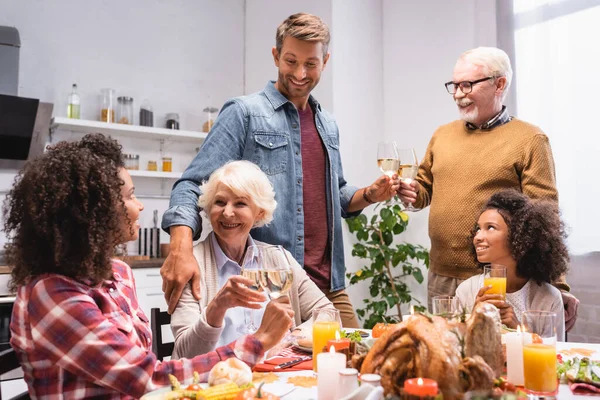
[261,382,296,397]
[294,344,313,353]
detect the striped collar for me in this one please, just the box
[465,106,512,130]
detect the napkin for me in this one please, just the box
[253,357,313,372]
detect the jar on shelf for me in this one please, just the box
[147,160,157,171]
[117,96,134,125]
[203,106,219,132]
[101,88,116,123]
[165,113,180,130]
[124,154,140,170]
[140,99,154,127]
[162,157,172,172]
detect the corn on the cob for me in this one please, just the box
[196,383,241,400]
[164,389,201,400]
[169,374,181,390]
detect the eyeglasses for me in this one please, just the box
[444,76,494,94]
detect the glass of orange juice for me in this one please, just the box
[522,311,558,396]
[483,264,507,299]
[312,307,341,372]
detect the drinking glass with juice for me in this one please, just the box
[521,311,558,396]
[483,264,507,299]
[312,307,341,372]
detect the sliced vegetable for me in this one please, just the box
[197,382,241,400]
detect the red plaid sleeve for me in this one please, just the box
[26,276,264,398]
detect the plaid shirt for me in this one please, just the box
[465,105,512,130]
[10,259,264,399]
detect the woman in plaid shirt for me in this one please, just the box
[4,134,294,399]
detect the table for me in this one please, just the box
[252,342,600,399]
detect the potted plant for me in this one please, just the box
[345,202,429,328]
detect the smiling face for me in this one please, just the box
[473,209,515,266]
[208,184,265,252]
[452,58,506,126]
[118,167,144,243]
[272,36,329,110]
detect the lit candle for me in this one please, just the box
[404,377,438,396]
[506,325,524,386]
[317,346,347,400]
[327,330,351,352]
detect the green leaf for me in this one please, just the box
[358,214,368,225]
[412,268,424,284]
[382,230,393,246]
[380,207,392,219]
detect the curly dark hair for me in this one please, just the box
[470,189,569,285]
[3,134,127,292]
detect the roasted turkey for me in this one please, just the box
[356,302,503,400]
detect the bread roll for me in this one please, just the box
[208,358,252,386]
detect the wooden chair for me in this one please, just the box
[0,347,30,400]
[150,308,174,361]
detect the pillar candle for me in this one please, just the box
[506,328,524,386]
[317,346,346,400]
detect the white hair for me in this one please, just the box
[459,47,513,101]
[198,160,277,227]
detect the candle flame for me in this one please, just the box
[517,325,522,333]
[417,377,423,385]
[329,345,336,354]
[335,330,340,340]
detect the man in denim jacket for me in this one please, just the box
[161,13,398,327]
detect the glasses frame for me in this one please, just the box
[444,76,495,94]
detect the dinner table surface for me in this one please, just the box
[246,341,600,400]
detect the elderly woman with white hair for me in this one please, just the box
[171,160,335,358]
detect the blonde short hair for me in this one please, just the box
[275,13,330,58]
[459,47,513,100]
[198,161,277,227]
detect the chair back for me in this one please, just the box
[0,346,30,400]
[150,308,174,361]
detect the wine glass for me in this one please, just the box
[377,141,400,178]
[257,245,293,299]
[397,147,419,211]
[238,245,262,334]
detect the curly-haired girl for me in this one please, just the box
[4,134,292,398]
[455,189,568,340]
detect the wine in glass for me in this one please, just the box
[258,245,293,299]
[238,245,262,334]
[377,141,400,177]
[397,147,419,211]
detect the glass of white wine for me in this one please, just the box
[377,141,400,177]
[238,245,262,334]
[258,245,293,299]
[397,147,419,211]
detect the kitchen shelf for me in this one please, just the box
[128,170,182,179]
[51,117,207,143]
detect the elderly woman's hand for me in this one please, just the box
[205,275,267,328]
[253,297,294,351]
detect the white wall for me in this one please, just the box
[330,0,386,317]
[381,0,497,308]
[0,0,246,248]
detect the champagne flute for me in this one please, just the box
[397,147,419,211]
[377,141,400,178]
[238,245,262,334]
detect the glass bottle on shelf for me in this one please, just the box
[117,96,134,125]
[162,157,172,172]
[67,83,80,119]
[101,88,116,123]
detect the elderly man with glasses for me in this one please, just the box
[398,46,579,332]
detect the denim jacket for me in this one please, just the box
[162,81,360,291]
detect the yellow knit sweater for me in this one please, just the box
[415,118,559,281]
